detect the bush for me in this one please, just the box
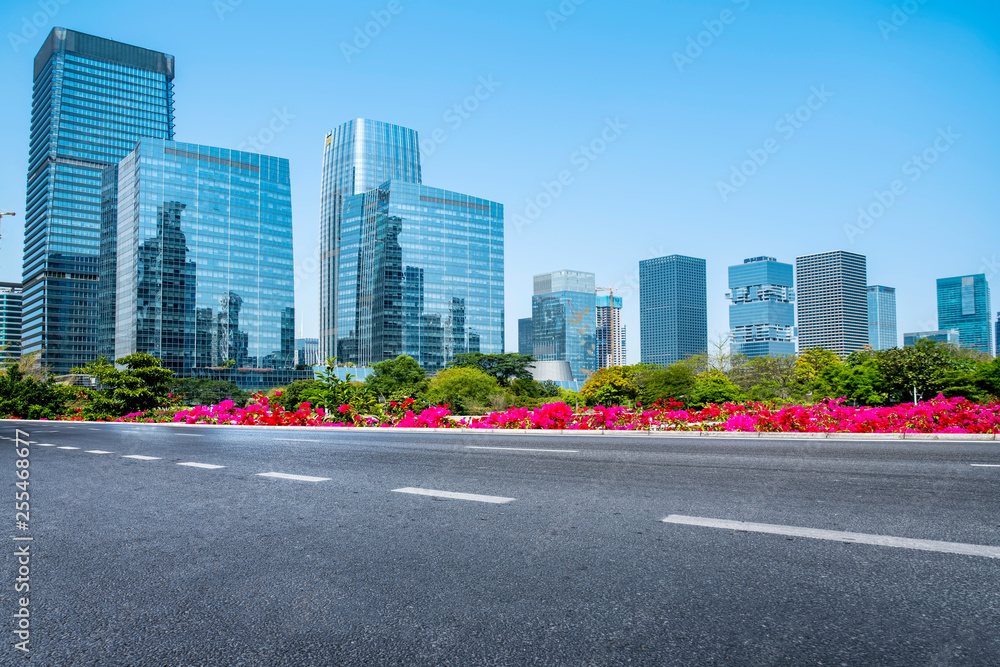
[273,379,318,411]
[72,354,174,419]
[171,378,251,408]
[426,366,498,414]
[0,365,67,419]
[365,355,428,398]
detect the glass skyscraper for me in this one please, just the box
[518,317,534,356]
[727,256,795,358]
[639,255,707,366]
[0,283,23,363]
[319,119,422,361]
[937,274,993,355]
[111,139,295,379]
[867,285,897,351]
[23,28,175,374]
[532,270,596,381]
[596,295,626,369]
[795,251,868,356]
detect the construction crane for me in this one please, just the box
[594,286,636,369]
[0,211,14,249]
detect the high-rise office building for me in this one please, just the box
[518,317,533,357]
[867,285,897,351]
[0,283,23,363]
[532,270,596,381]
[295,338,320,367]
[795,251,868,356]
[596,295,626,368]
[727,256,795,358]
[639,255,707,366]
[23,28,175,373]
[937,274,993,355]
[335,180,503,371]
[111,139,295,381]
[996,313,999,357]
[903,330,960,347]
[319,119,422,361]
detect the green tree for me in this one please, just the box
[450,353,535,386]
[581,366,640,406]
[975,358,1000,399]
[728,355,798,401]
[426,366,499,413]
[0,365,67,419]
[73,354,175,418]
[171,378,251,407]
[689,369,745,407]
[365,355,428,398]
[637,363,697,406]
[273,379,318,411]
[874,340,953,403]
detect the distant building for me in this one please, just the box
[639,255,707,366]
[904,330,960,348]
[996,313,999,357]
[0,283,22,362]
[795,251,868,356]
[937,274,993,355]
[532,270,596,381]
[296,338,319,367]
[727,256,795,358]
[518,318,533,357]
[867,285,897,351]
[596,295,626,368]
[111,139,296,385]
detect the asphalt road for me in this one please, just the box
[2,421,999,665]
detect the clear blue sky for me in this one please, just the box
[1,0,998,361]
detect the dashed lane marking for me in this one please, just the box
[971,464,1000,467]
[466,446,579,453]
[256,472,330,482]
[34,444,56,447]
[274,439,322,442]
[178,462,226,470]
[392,487,515,504]
[86,450,113,454]
[122,455,161,461]
[57,446,79,450]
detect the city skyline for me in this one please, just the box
[1,2,997,365]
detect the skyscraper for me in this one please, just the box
[795,251,868,356]
[995,313,999,357]
[727,256,795,358]
[319,119,422,361]
[639,255,707,366]
[903,330,960,347]
[518,317,534,357]
[596,295,626,368]
[23,28,175,373]
[867,285,897,351]
[0,283,22,363]
[937,274,993,355]
[111,139,295,381]
[532,270,596,381]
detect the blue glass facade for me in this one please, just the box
[640,255,707,366]
[23,28,175,374]
[903,330,959,347]
[518,317,534,356]
[727,256,795,358]
[532,270,596,381]
[867,285,897,351]
[112,140,295,379]
[335,180,503,371]
[0,283,23,362]
[320,120,422,360]
[937,274,993,355]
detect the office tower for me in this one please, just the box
[23,28,175,374]
[335,180,503,371]
[532,270,596,381]
[903,330,960,347]
[295,338,320,367]
[867,285,897,351]
[111,139,294,381]
[727,256,795,358]
[996,313,999,357]
[0,283,23,362]
[518,317,534,357]
[639,255,707,366]
[596,295,626,368]
[937,274,993,355]
[319,119,422,361]
[794,251,868,356]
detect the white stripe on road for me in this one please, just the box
[971,464,1000,467]
[86,450,113,454]
[122,455,161,461]
[392,487,515,504]
[662,515,1000,559]
[178,462,226,470]
[173,434,204,437]
[34,444,56,447]
[256,472,330,482]
[466,446,579,454]
[274,439,321,442]
[57,446,79,450]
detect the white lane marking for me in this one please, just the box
[34,444,56,447]
[256,472,330,482]
[57,446,79,450]
[178,462,226,470]
[122,455,161,461]
[662,515,1000,559]
[466,446,579,453]
[173,434,204,437]
[86,450,113,454]
[971,464,1000,467]
[392,487,515,504]
[274,439,321,442]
